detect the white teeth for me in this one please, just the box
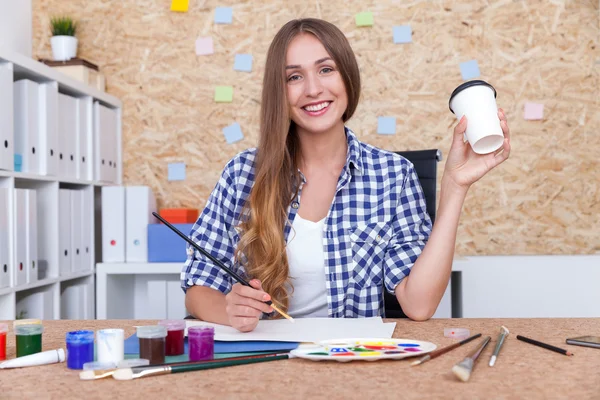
[304,102,330,112]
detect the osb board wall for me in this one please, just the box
[32,0,599,256]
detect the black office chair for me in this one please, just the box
[383,149,442,318]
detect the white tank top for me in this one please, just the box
[285,214,328,318]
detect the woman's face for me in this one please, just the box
[285,33,348,136]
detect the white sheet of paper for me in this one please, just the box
[185,317,396,342]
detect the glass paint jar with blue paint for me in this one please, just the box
[65,330,94,369]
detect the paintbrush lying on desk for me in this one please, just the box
[113,352,293,381]
[452,336,491,382]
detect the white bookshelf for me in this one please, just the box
[0,47,122,320]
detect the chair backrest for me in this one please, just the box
[383,149,442,318]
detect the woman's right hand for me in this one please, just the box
[225,279,274,332]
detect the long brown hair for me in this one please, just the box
[234,18,361,315]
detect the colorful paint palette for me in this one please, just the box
[290,338,437,362]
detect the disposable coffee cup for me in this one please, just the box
[449,80,504,154]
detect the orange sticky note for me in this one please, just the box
[171,0,189,12]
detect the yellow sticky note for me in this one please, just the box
[215,86,233,103]
[355,12,374,27]
[171,0,188,12]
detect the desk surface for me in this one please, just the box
[1,319,599,399]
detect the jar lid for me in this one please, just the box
[137,325,167,339]
[83,361,116,370]
[158,320,186,331]
[13,319,42,328]
[118,359,150,368]
[97,328,124,338]
[66,330,94,343]
[14,324,44,335]
[0,323,7,334]
[187,325,215,337]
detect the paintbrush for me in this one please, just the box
[451,336,491,382]
[113,352,293,381]
[489,326,510,366]
[152,212,293,322]
[79,369,116,380]
[411,333,482,366]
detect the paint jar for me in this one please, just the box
[0,323,7,361]
[65,330,94,370]
[137,325,167,365]
[97,329,124,365]
[14,323,43,357]
[13,318,42,327]
[158,320,185,356]
[188,326,214,362]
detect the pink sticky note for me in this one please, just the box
[195,37,214,56]
[524,102,544,120]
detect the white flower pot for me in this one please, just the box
[51,36,78,61]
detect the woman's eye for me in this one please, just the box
[321,67,333,74]
[287,75,300,82]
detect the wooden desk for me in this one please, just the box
[1,319,599,399]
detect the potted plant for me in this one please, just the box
[50,16,77,61]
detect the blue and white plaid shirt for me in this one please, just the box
[181,127,432,318]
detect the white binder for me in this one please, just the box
[70,190,82,272]
[38,81,59,176]
[13,79,41,174]
[101,186,125,262]
[94,102,118,183]
[13,189,27,286]
[77,97,93,181]
[0,188,10,288]
[167,280,187,320]
[0,63,14,171]
[58,93,78,180]
[25,189,38,283]
[125,186,157,262]
[58,189,72,276]
[81,188,93,271]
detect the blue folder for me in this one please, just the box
[124,333,299,354]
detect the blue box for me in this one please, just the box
[148,223,195,262]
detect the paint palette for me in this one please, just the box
[290,338,437,362]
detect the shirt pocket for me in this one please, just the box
[349,221,392,289]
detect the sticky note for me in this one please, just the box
[215,86,233,102]
[195,37,213,56]
[377,117,396,135]
[460,60,481,80]
[170,0,188,12]
[355,12,374,27]
[168,163,186,181]
[524,102,544,120]
[234,54,253,72]
[223,123,244,144]
[393,25,412,44]
[214,7,233,24]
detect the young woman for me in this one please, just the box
[182,18,511,332]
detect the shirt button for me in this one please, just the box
[376,235,382,242]
[186,247,194,256]
[292,202,299,209]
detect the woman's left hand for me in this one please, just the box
[443,108,511,190]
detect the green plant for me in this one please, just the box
[16,310,27,319]
[50,16,77,37]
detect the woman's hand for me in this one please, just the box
[443,108,511,191]
[225,279,273,332]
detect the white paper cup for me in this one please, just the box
[449,80,504,154]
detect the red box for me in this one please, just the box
[159,208,199,224]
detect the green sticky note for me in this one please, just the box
[355,12,373,27]
[215,86,233,103]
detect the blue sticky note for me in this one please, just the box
[223,122,244,144]
[393,25,412,44]
[460,60,481,80]
[214,7,233,24]
[168,162,186,181]
[377,117,396,135]
[234,54,253,72]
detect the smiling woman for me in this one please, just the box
[182,18,511,332]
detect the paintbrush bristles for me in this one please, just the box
[271,303,294,322]
[452,358,474,382]
[79,369,115,380]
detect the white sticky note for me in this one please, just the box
[168,163,186,181]
[524,102,544,120]
[195,37,213,56]
[223,123,244,144]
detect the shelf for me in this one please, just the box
[0,48,121,108]
[97,263,182,274]
[0,270,94,296]
[0,169,111,186]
